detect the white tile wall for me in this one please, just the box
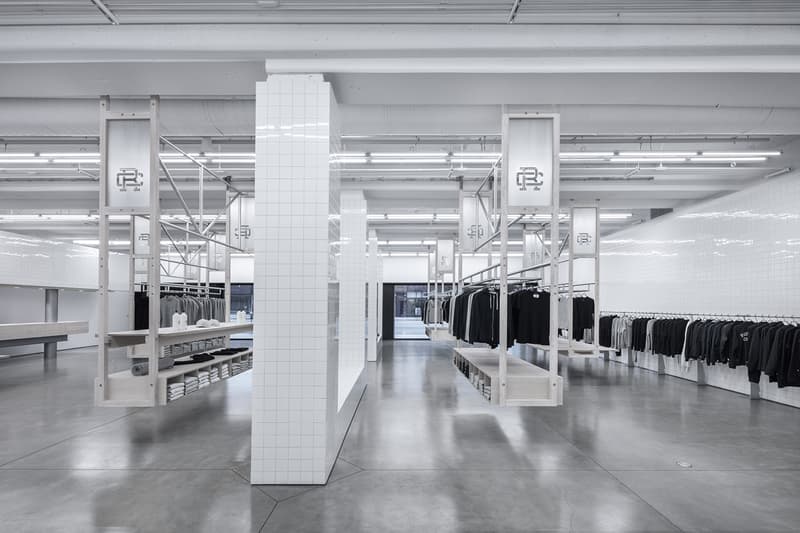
[601,171,800,407]
[338,190,367,405]
[251,74,339,485]
[367,230,379,362]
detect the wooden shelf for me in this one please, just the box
[101,349,253,406]
[453,347,561,406]
[106,322,253,348]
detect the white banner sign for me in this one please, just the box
[460,194,492,252]
[207,234,227,271]
[504,116,556,210]
[106,120,152,209]
[230,196,255,252]
[523,231,545,279]
[571,207,598,258]
[133,216,150,274]
[428,252,436,280]
[436,239,454,274]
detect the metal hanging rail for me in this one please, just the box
[601,311,800,321]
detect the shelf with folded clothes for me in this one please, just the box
[452,347,560,406]
[105,348,253,406]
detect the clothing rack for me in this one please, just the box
[602,310,800,321]
[136,282,224,296]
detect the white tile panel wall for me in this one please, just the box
[601,171,800,407]
[252,74,355,485]
[338,190,366,406]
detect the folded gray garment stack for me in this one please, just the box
[130,357,175,376]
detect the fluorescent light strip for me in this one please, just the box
[701,151,781,157]
[450,158,498,164]
[371,159,448,164]
[370,152,448,157]
[52,159,100,164]
[690,157,767,162]
[0,153,35,158]
[560,152,614,158]
[209,159,255,164]
[0,159,48,164]
[611,157,688,163]
[39,152,100,158]
[452,152,500,158]
[617,151,698,157]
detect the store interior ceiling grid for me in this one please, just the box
[0,7,799,248]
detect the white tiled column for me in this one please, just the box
[338,191,367,403]
[367,229,380,362]
[252,74,341,485]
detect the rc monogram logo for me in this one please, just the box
[515,166,544,192]
[466,224,485,238]
[235,224,252,239]
[116,167,144,192]
[137,233,149,242]
[576,232,592,246]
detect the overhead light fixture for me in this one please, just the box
[700,151,781,157]
[385,214,434,221]
[452,152,501,158]
[617,151,698,158]
[209,159,255,164]
[450,158,498,164]
[366,214,386,220]
[560,152,614,158]
[332,152,368,158]
[52,159,101,164]
[40,152,100,158]
[334,158,368,164]
[434,214,460,221]
[690,157,767,162]
[0,153,35,158]
[370,152,448,158]
[0,158,48,164]
[611,157,688,163]
[600,213,633,220]
[202,152,255,157]
[371,159,448,164]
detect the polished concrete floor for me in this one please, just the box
[1,341,799,532]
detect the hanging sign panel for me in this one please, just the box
[522,230,545,279]
[207,234,227,271]
[230,196,255,252]
[460,194,492,253]
[571,207,598,258]
[504,116,556,210]
[133,216,150,274]
[436,239,454,274]
[106,120,152,209]
[428,252,436,280]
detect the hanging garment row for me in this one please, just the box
[600,315,800,388]
[422,296,450,325]
[446,287,561,348]
[559,295,595,341]
[134,292,226,329]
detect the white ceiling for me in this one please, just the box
[2,0,800,25]
[0,15,797,250]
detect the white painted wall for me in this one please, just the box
[381,254,525,284]
[338,191,367,407]
[0,230,130,356]
[600,171,800,407]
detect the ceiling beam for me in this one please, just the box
[90,0,120,25]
